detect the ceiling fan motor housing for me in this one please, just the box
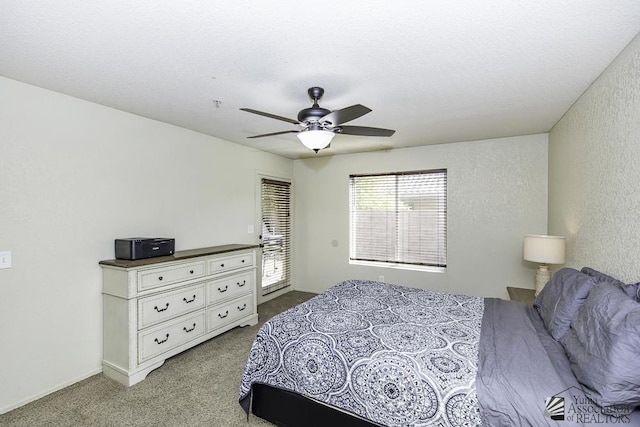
[296,86,329,123]
[297,106,331,124]
[297,87,331,124]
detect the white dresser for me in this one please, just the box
[99,244,259,386]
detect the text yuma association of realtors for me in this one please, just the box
[565,395,631,424]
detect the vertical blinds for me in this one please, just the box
[261,178,291,295]
[349,169,447,268]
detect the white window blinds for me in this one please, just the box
[349,169,447,268]
[261,178,291,295]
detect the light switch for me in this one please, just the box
[247,225,255,234]
[0,251,11,269]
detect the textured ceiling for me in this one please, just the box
[2,1,640,159]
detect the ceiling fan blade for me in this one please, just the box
[320,104,372,126]
[247,130,298,139]
[338,126,395,137]
[240,108,300,125]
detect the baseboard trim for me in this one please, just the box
[294,285,328,295]
[0,367,102,414]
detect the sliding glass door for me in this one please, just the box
[260,178,291,296]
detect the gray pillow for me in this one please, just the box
[561,282,640,408]
[581,266,640,301]
[533,268,597,341]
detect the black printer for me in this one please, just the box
[115,238,175,260]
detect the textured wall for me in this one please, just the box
[293,134,548,297]
[549,33,640,282]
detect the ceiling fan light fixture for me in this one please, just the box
[297,129,335,152]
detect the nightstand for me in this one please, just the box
[506,286,536,306]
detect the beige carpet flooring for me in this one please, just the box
[0,290,316,427]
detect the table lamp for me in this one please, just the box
[523,234,566,296]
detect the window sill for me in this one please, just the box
[349,259,446,273]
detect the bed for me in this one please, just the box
[239,268,640,426]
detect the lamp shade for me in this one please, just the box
[523,234,566,264]
[297,129,334,151]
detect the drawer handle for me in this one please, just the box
[237,303,247,311]
[154,303,170,312]
[242,259,245,263]
[237,280,246,287]
[183,295,196,303]
[189,270,194,274]
[218,310,229,319]
[220,263,225,268]
[183,323,196,333]
[158,276,163,281]
[154,334,169,345]
[218,285,228,293]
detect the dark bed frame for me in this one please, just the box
[250,383,382,427]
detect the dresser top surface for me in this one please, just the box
[99,244,259,269]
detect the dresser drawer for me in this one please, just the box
[138,311,205,362]
[207,294,253,332]
[138,283,206,329]
[138,261,206,292]
[207,271,253,304]
[208,252,253,275]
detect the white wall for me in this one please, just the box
[0,76,293,413]
[548,33,640,282]
[293,134,548,297]
[0,74,551,413]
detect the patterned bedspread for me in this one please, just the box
[239,280,485,426]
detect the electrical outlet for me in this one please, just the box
[379,275,384,282]
[0,251,12,269]
[247,225,255,234]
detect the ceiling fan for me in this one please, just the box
[240,87,395,153]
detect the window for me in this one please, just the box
[349,169,447,270]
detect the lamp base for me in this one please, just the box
[534,264,551,297]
